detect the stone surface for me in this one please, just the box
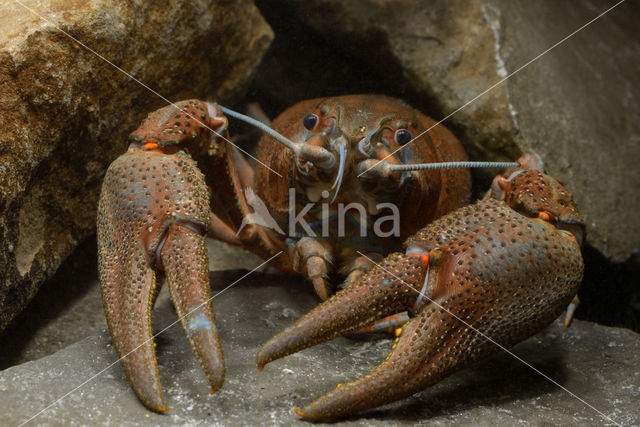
[0,242,638,426]
[0,240,269,369]
[0,238,104,369]
[254,0,640,263]
[0,0,273,331]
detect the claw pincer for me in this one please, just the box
[257,168,584,421]
[98,100,226,412]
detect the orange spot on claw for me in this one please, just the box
[538,211,551,222]
[293,408,305,417]
[144,141,159,150]
[420,253,430,267]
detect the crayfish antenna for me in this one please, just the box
[390,160,519,172]
[217,104,298,151]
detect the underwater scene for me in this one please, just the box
[0,0,638,425]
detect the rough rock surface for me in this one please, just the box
[254,0,640,263]
[0,0,273,331]
[0,242,638,426]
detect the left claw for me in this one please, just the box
[98,100,228,412]
[257,166,585,421]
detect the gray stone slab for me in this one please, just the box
[1,244,638,425]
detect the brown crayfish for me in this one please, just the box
[97,94,583,419]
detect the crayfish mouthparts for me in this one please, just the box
[293,143,337,169]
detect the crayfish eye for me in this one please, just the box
[303,114,320,131]
[394,129,412,145]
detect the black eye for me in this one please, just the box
[394,129,412,145]
[303,114,319,131]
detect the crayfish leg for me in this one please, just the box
[352,312,410,335]
[563,294,580,330]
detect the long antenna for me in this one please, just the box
[391,161,519,172]
[218,105,520,173]
[218,104,297,151]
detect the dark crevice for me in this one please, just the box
[0,237,99,370]
[577,245,640,332]
[250,1,440,121]
[250,1,640,333]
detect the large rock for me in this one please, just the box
[0,242,638,425]
[254,0,640,263]
[0,0,273,331]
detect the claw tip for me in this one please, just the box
[293,407,305,418]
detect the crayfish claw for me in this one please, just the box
[98,240,168,412]
[265,170,585,420]
[162,226,225,393]
[353,312,410,335]
[293,310,444,421]
[256,253,425,369]
[98,148,221,411]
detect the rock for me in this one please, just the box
[0,239,265,369]
[253,0,640,262]
[0,0,273,331]
[0,242,638,425]
[481,0,640,264]
[0,238,104,369]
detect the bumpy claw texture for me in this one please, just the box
[258,172,584,421]
[257,254,426,368]
[129,99,223,149]
[97,149,223,412]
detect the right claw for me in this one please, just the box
[98,148,224,412]
[256,253,426,368]
[257,168,585,421]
